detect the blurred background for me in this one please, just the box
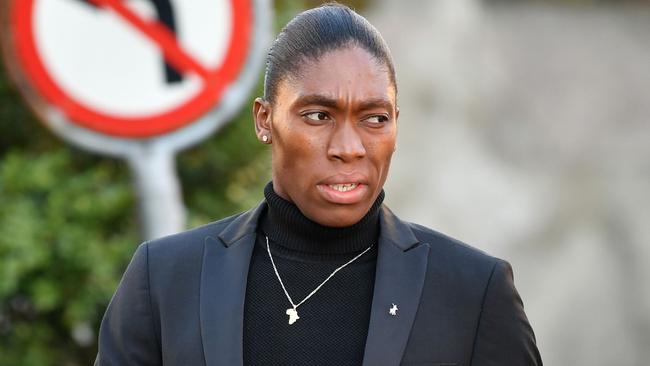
[0,0,648,365]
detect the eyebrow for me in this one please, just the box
[294,94,339,109]
[293,94,394,112]
[357,98,394,112]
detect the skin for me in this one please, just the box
[253,45,398,227]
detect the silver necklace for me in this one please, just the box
[265,235,374,325]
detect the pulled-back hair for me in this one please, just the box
[263,3,396,103]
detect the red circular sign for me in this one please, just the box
[8,0,252,138]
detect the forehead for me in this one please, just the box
[276,46,396,106]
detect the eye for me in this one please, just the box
[303,111,330,121]
[364,115,389,124]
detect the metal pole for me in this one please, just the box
[126,142,185,241]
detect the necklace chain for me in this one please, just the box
[265,235,374,311]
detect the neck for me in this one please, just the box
[261,182,384,255]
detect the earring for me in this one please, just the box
[262,135,269,143]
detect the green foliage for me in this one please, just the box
[0,147,137,365]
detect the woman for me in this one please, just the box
[96,4,542,366]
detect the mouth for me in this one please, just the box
[327,183,359,192]
[316,181,368,205]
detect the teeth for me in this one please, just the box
[329,183,358,192]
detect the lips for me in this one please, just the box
[316,174,369,204]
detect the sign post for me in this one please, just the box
[1,0,270,239]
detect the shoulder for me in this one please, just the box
[394,218,542,364]
[129,207,259,297]
[146,211,241,254]
[380,204,502,276]
[141,206,257,274]
[399,217,519,318]
[409,221,496,263]
[402,218,505,285]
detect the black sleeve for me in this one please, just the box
[95,243,162,366]
[470,259,543,366]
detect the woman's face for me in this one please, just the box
[254,45,398,227]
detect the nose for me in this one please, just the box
[327,123,366,162]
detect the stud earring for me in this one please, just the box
[262,135,269,143]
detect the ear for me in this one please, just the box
[253,97,273,143]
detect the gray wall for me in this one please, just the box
[367,1,650,364]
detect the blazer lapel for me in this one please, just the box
[198,202,428,366]
[362,206,430,366]
[200,203,265,366]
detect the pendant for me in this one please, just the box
[286,307,300,325]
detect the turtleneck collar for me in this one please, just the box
[260,182,384,255]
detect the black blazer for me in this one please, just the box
[95,202,542,366]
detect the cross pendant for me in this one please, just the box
[286,307,300,325]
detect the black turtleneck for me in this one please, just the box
[243,183,383,366]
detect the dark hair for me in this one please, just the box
[263,3,396,103]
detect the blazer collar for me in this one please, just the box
[362,206,430,366]
[217,201,267,247]
[200,201,429,366]
[377,205,420,252]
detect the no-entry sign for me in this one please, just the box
[2,0,269,143]
[1,0,270,239]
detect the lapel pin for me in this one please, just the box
[389,303,398,316]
